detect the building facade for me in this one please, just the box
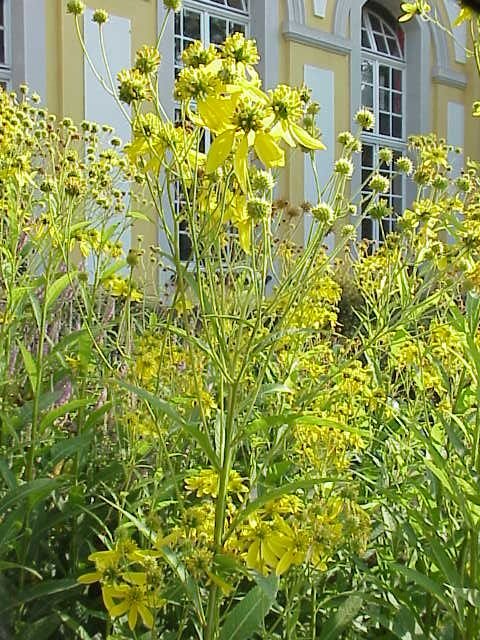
[4,0,480,248]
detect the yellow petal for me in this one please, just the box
[246,539,260,568]
[234,133,249,193]
[110,600,130,619]
[276,550,294,576]
[289,122,326,150]
[128,604,139,630]
[262,542,281,568]
[254,131,285,168]
[138,603,154,629]
[77,572,101,584]
[206,129,235,174]
[198,97,235,132]
[236,217,252,254]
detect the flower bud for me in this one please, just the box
[93,9,109,24]
[66,0,85,15]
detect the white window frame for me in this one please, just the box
[0,0,12,89]
[360,3,406,244]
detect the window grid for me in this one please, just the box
[174,2,250,260]
[361,5,404,60]
[360,3,406,245]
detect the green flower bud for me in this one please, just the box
[378,147,393,165]
[369,173,390,193]
[66,0,85,16]
[334,158,354,178]
[93,9,109,24]
[354,108,375,130]
[163,0,182,11]
[312,202,334,225]
[395,155,413,174]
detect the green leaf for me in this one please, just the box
[0,561,42,579]
[19,342,38,391]
[18,615,60,640]
[0,477,64,513]
[0,578,79,614]
[0,457,17,490]
[317,595,363,640]
[393,565,451,609]
[49,431,94,464]
[45,273,75,310]
[428,538,461,587]
[39,399,93,434]
[219,574,278,640]
[56,611,93,640]
[259,383,294,396]
[127,210,153,223]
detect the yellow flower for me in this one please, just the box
[204,95,285,192]
[398,1,431,22]
[243,517,287,575]
[454,6,473,26]
[102,574,163,630]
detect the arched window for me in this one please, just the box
[360,2,406,243]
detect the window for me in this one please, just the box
[0,0,11,89]
[174,0,249,79]
[174,0,250,260]
[360,3,406,244]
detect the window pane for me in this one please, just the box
[392,195,403,214]
[370,14,381,32]
[179,221,192,261]
[392,116,402,138]
[374,33,388,54]
[362,218,373,241]
[362,29,371,48]
[379,112,390,136]
[175,11,181,33]
[362,85,373,109]
[361,60,373,84]
[387,38,400,57]
[379,65,390,88]
[362,144,374,167]
[379,89,390,111]
[392,174,403,196]
[0,30,4,65]
[392,92,402,114]
[392,69,402,91]
[381,217,394,237]
[184,10,201,40]
[175,40,182,66]
[210,16,228,44]
[228,0,246,9]
[0,1,3,27]
[230,22,246,35]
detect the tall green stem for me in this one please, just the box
[205,382,237,640]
